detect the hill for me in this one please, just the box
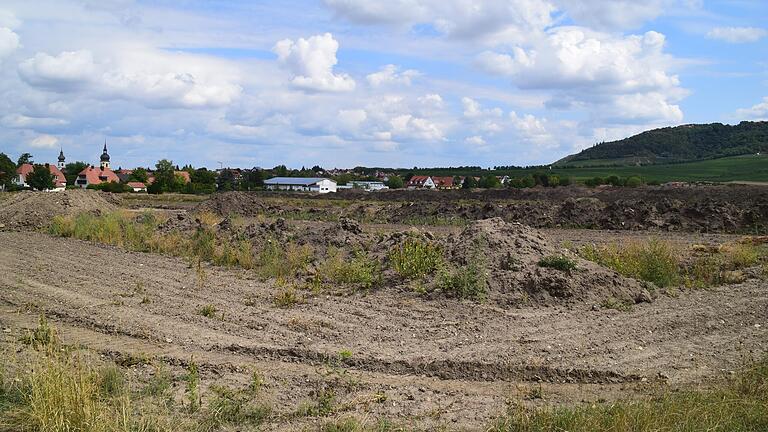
[559,121,768,166]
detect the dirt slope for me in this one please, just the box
[0,190,118,231]
[0,232,765,429]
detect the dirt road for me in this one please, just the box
[1,231,766,429]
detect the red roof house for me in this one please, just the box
[406,175,436,189]
[16,163,67,190]
[75,166,120,188]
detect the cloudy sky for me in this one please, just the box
[0,0,766,169]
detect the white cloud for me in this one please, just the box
[0,10,21,29]
[1,114,69,128]
[324,0,555,44]
[19,50,98,90]
[0,27,20,60]
[29,134,59,149]
[18,48,242,108]
[366,64,420,87]
[465,135,486,146]
[736,97,768,121]
[554,0,694,30]
[707,27,767,44]
[273,33,355,92]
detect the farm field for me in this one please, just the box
[1,188,767,431]
[409,154,768,183]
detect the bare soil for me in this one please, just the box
[197,185,768,233]
[1,231,766,429]
[0,190,118,231]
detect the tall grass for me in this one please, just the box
[580,239,679,287]
[581,239,768,289]
[388,238,443,279]
[489,359,768,432]
[319,248,382,290]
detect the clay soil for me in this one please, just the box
[1,189,767,430]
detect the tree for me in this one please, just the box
[151,159,177,193]
[462,176,478,189]
[64,161,88,186]
[27,164,54,191]
[241,169,264,191]
[190,168,217,185]
[17,153,33,167]
[217,169,237,191]
[0,153,16,190]
[625,176,643,187]
[129,167,149,184]
[385,175,404,189]
[273,165,288,177]
[479,175,501,189]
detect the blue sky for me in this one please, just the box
[0,0,766,169]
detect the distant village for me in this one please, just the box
[2,142,536,195]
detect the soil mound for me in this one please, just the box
[445,218,651,306]
[195,191,266,216]
[0,190,117,231]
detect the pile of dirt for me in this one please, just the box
[0,190,117,231]
[194,191,266,216]
[443,218,652,306]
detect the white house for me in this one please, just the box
[264,177,337,194]
[406,175,436,189]
[337,181,389,191]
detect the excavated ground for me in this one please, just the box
[1,231,766,429]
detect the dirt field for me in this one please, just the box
[1,189,767,430]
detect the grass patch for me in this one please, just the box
[580,240,678,287]
[273,286,303,308]
[537,255,578,273]
[319,249,382,290]
[489,358,768,432]
[257,240,313,280]
[437,259,487,301]
[198,304,218,319]
[388,238,443,279]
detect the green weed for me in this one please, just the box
[388,238,443,279]
[538,255,578,273]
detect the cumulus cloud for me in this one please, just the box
[1,114,69,129]
[465,135,486,146]
[324,0,555,44]
[366,64,420,87]
[477,28,683,126]
[707,27,767,44]
[736,97,768,121]
[554,0,693,30]
[29,134,59,149]
[0,27,20,60]
[273,33,355,92]
[18,48,242,108]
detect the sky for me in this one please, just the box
[0,0,766,170]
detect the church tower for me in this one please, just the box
[57,148,66,170]
[100,141,111,169]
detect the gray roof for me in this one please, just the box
[264,177,335,186]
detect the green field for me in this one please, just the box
[403,154,768,183]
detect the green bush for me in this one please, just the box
[538,255,578,273]
[437,260,487,301]
[320,249,382,289]
[388,238,443,279]
[581,240,678,287]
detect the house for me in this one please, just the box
[337,181,389,191]
[497,175,511,185]
[406,175,435,189]
[15,163,67,191]
[126,182,147,192]
[264,177,337,193]
[431,176,457,189]
[75,165,120,188]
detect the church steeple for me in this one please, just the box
[57,148,66,170]
[100,140,111,169]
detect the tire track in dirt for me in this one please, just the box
[1,231,766,389]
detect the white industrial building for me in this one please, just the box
[337,181,389,191]
[264,177,337,194]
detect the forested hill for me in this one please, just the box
[559,121,768,166]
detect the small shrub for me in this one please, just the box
[202,385,271,430]
[273,287,302,308]
[437,260,487,301]
[19,314,58,350]
[388,238,443,279]
[581,240,678,287]
[258,241,313,280]
[320,249,382,289]
[538,255,577,273]
[198,304,218,318]
[600,297,632,311]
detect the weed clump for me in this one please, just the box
[581,240,678,287]
[437,259,487,301]
[320,249,382,290]
[388,238,443,279]
[538,255,578,273]
[198,304,218,318]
